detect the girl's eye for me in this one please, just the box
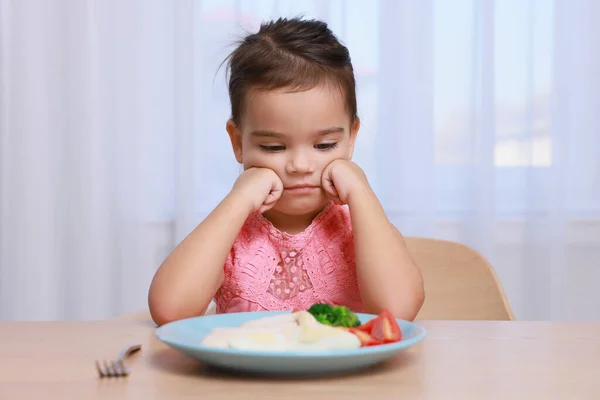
[315,142,338,150]
[260,145,285,152]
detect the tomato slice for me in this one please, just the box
[347,328,382,347]
[370,310,402,343]
[356,317,377,334]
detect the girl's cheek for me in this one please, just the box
[241,148,261,164]
[243,152,276,170]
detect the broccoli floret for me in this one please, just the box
[331,305,361,328]
[307,303,335,325]
[307,303,361,328]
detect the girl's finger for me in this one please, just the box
[321,174,338,197]
[327,192,343,206]
[264,193,277,205]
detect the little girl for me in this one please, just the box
[148,17,424,326]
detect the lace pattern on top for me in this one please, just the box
[267,248,313,300]
[214,203,364,313]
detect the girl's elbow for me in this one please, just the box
[388,286,425,322]
[406,281,425,320]
[148,292,213,326]
[148,297,176,327]
[150,311,173,327]
[411,286,426,320]
[405,270,426,320]
[147,288,186,326]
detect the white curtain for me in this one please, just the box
[1,0,598,321]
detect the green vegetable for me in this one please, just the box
[307,303,361,328]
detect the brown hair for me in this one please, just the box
[223,17,357,126]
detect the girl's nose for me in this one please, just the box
[286,151,314,175]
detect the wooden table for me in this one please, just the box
[1,319,599,399]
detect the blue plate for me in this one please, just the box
[155,311,426,376]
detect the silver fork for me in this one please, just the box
[95,344,142,378]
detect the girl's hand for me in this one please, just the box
[231,167,283,214]
[321,160,371,205]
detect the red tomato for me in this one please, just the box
[356,317,377,333]
[370,310,402,343]
[347,328,382,347]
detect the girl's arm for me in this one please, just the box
[322,160,425,320]
[148,168,283,326]
[348,188,425,320]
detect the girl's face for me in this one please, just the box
[227,83,359,217]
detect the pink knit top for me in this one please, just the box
[214,202,365,313]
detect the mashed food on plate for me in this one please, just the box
[201,311,361,351]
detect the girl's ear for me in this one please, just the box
[226,119,243,164]
[347,117,360,159]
